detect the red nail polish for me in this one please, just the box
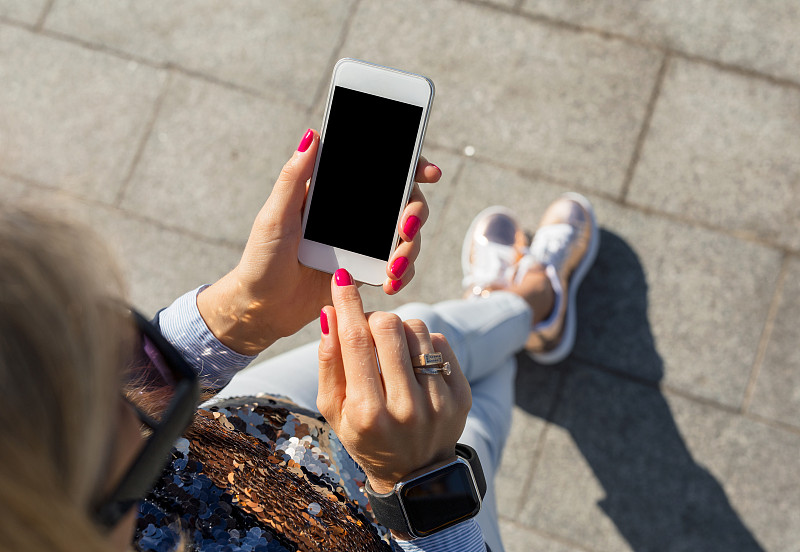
[297,129,313,152]
[320,309,329,335]
[431,164,442,176]
[391,279,403,292]
[390,257,409,279]
[334,268,353,286]
[403,215,421,239]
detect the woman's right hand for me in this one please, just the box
[316,269,472,495]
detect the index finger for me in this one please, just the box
[330,269,385,401]
[414,156,442,184]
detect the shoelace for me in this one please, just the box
[462,240,523,293]
[529,223,575,270]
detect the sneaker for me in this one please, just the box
[525,193,599,364]
[461,206,528,298]
[461,194,599,365]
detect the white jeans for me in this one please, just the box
[219,291,532,552]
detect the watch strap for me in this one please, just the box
[365,443,487,535]
[365,478,409,533]
[456,443,487,499]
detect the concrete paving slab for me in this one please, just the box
[500,520,588,552]
[671,383,800,552]
[9,185,240,315]
[521,0,800,84]
[44,1,356,109]
[749,256,800,429]
[0,0,45,24]
[120,74,308,244]
[583,196,782,408]
[520,364,789,552]
[0,175,30,201]
[627,58,800,251]
[339,0,662,196]
[0,25,165,203]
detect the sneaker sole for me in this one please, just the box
[528,192,600,365]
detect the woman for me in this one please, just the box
[0,129,597,552]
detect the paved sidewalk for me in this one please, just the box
[2,1,799,550]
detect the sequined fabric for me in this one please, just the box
[134,395,391,552]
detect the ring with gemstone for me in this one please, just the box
[411,353,451,376]
[413,363,452,376]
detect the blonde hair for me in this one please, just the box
[0,206,129,551]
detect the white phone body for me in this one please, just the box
[298,58,434,285]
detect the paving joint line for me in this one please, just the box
[454,0,800,92]
[1,20,309,113]
[6,4,800,101]
[742,410,800,437]
[114,71,173,208]
[0,171,245,251]
[619,53,670,202]
[308,0,362,116]
[569,354,784,425]
[568,356,800,436]
[34,0,54,30]
[405,141,798,257]
[427,154,468,239]
[741,253,790,414]
[164,62,310,114]
[510,368,569,516]
[620,198,798,255]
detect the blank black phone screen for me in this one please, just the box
[303,86,424,261]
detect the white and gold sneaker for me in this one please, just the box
[461,193,599,365]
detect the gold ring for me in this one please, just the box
[412,353,444,367]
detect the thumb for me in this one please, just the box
[266,128,319,220]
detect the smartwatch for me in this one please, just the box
[365,443,487,539]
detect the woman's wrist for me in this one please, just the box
[196,271,279,356]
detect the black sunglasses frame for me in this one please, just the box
[93,309,200,529]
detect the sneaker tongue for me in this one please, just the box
[530,223,574,267]
[463,241,519,291]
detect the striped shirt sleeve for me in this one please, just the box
[393,520,486,552]
[156,286,257,390]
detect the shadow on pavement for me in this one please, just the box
[514,230,765,551]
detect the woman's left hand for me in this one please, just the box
[316,269,472,496]
[197,129,442,356]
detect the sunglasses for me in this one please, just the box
[93,309,200,529]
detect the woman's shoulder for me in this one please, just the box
[134,394,391,552]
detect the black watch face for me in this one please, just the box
[399,462,481,537]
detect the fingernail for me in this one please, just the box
[390,257,409,279]
[391,279,403,292]
[320,309,329,335]
[403,215,421,239]
[431,164,442,176]
[297,129,313,152]
[334,268,353,287]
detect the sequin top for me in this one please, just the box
[134,394,392,552]
[141,287,487,552]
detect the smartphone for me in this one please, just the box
[298,58,434,285]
